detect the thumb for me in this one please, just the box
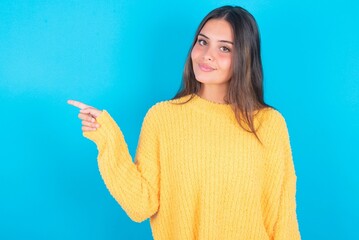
[80,107,102,118]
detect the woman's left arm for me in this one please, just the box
[270,112,301,240]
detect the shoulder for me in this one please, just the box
[256,107,290,142]
[143,95,192,123]
[257,107,287,128]
[145,95,192,116]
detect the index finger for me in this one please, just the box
[67,100,92,110]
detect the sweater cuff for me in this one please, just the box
[83,110,124,149]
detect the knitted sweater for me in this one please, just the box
[83,94,301,240]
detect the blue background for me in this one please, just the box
[1,0,358,239]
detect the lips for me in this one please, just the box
[198,63,216,72]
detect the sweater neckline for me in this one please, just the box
[186,94,234,117]
[193,94,230,106]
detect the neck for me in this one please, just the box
[197,84,228,104]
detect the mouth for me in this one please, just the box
[198,63,216,72]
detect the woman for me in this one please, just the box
[68,5,301,239]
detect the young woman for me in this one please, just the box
[68,6,301,240]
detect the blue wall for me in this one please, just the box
[1,0,358,239]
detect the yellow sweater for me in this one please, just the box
[84,94,301,240]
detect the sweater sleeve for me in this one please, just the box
[83,108,160,223]
[265,111,301,240]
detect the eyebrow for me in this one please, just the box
[198,33,234,45]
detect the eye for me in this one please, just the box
[220,46,231,53]
[197,39,207,46]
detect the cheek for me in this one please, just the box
[191,45,201,61]
[226,59,233,71]
[218,55,232,71]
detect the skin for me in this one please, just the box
[191,18,234,103]
[69,19,235,130]
[67,100,101,132]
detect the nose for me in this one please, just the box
[202,47,214,61]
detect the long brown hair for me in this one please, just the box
[174,6,271,139]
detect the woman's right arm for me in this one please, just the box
[68,100,160,223]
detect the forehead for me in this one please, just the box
[200,19,233,40]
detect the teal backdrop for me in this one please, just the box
[1,0,358,239]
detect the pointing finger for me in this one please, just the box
[67,100,91,110]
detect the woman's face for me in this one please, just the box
[191,19,234,88]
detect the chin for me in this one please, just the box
[195,78,214,84]
[195,77,221,85]
[194,74,214,83]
